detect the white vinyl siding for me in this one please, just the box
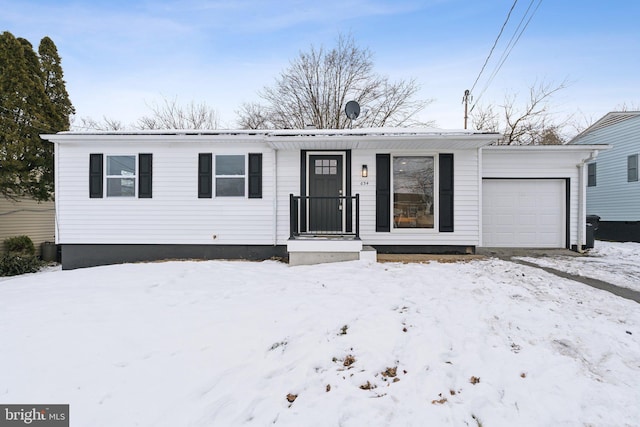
[55,141,274,245]
[572,114,640,221]
[51,133,598,252]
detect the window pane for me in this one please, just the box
[628,155,638,182]
[588,163,596,187]
[107,178,135,197]
[393,156,434,229]
[216,178,245,196]
[107,156,135,176]
[216,155,245,175]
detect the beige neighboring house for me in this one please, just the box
[0,196,55,256]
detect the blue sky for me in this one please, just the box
[2,0,639,133]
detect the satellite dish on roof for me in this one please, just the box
[345,100,360,120]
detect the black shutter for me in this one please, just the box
[138,154,153,198]
[198,153,212,198]
[376,154,391,232]
[89,153,103,198]
[439,153,454,232]
[248,153,263,199]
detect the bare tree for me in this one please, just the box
[471,80,570,145]
[469,104,500,133]
[137,97,219,130]
[237,33,432,129]
[74,97,220,131]
[236,102,270,130]
[615,102,640,112]
[75,116,126,131]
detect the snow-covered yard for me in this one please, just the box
[518,240,640,292]
[1,244,639,426]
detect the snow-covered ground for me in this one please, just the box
[1,247,639,426]
[518,240,640,292]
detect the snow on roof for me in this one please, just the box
[48,127,498,138]
[42,127,502,151]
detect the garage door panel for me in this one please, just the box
[483,179,565,248]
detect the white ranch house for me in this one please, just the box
[43,129,606,269]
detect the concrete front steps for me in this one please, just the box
[287,237,377,266]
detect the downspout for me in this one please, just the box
[54,141,60,244]
[576,150,598,253]
[272,147,278,247]
[478,146,483,248]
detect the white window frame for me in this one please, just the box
[214,154,247,197]
[390,153,438,232]
[105,154,137,198]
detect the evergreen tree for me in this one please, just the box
[0,32,74,201]
[39,36,74,130]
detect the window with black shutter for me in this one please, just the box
[438,153,454,232]
[376,154,391,232]
[89,153,103,198]
[198,153,213,198]
[138,154,153,198]
[248,153,263,198]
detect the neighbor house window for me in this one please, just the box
[216,155,245,197]
[106,155,136,197]
[587,163,596,187]
[393,156,434,228]
[628,155,638,182]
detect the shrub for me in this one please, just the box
[0,253,43,276]
[4,235,36,256]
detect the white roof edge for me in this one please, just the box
[265,127,498,137]
[42,127,499,140]
[41,133,266,143]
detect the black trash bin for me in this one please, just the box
[585,215,600,249]
[41,241,58,262]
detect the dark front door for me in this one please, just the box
[309,155,343,233]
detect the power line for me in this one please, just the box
[469,0,519,95]
[469,0,543,113]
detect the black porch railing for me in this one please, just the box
[289,194,360,239]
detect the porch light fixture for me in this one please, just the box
[361,164,368,178]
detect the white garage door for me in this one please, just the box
[483,179,566,248]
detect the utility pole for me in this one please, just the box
[462,89,472,129]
